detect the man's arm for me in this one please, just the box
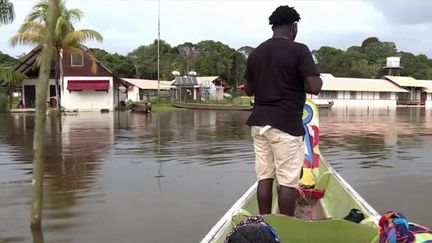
[304,76,322,95]
[298,45,322,95]
[244,82,254,96]
[244,52,255,96]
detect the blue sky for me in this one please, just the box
[2,0,432,58]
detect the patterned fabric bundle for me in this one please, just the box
[379,211,432,243]
[224,216,280,243]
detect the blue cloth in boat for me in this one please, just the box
[379,211,432,243]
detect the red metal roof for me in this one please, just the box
[67,80,109,91]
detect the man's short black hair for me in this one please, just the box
[269,5,301,26]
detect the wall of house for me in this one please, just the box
[127,86,140,102]
[112,82,126,107]
[63,51,112,77]
[327,99,397,107]
[61,76,114,111]
[426,93,432,107]
[21,79,57,108]
[308,91,398,108]
[216,87,224,100]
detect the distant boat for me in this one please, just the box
[315,99,334,109]
[130,103,151,113]
[172,102,252,111]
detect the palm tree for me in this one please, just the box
[9,0,103,114]
[0,0,14,25]
[0,0,20,110]
[31,0,58,230]
[0,69,26,109]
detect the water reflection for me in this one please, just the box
[319,107,432,227]
[0,113,113,242]
[0,107,431,243]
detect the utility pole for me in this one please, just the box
[157,0,160,102]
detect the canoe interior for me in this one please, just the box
[209,158,380,243]
[204,99,380,243]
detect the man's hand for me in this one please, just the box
[304,76,323,95]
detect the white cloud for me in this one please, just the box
[1,0,432,58]
[366,0,432,25]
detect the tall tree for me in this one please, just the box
[238,46,254,58]
[195,40,237,82]
[177,42,200,74]
[129,40,178,80]
[90,48,136,78]
[0,0,22,111]
[313,46,345,75]
[10,0,103,114]
[360,37,397,77]
[231,51,247,89]
[0,0,14,25]
[31,0,57,230]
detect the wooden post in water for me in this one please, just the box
[31,0,57,229]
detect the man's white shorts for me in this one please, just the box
[251,126,304,188]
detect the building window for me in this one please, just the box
[379,92,391,100]
[71,53,84,66]
[350,91,356,99]
[319,91,338,99]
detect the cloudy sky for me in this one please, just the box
[1,0,432,58]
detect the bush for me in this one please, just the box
[0,94,8,112]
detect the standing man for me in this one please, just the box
[244,5,322,216]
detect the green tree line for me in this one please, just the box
[91,40,248,86]
[3,36,432,84]
[0,51,16,68]
[87,37,432,82]
[314,37,432,79]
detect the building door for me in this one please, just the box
[24,85,36,108]
[421,92,427,105]
[49,85,56,97]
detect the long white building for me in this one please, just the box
[309,74,408,108]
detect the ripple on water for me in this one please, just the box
[0,108,431,241]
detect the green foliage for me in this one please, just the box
[9,0,103,66]
[399,52,432,79]
[0,68,26,84]
[128,39,178,80]
[314,37,432,79]
[238,46,254,57]
[177,42,200,74]
[0,68,26,109]
[150,102,178,112]
[0,51,17,68]
[126,39,247,87]
[0,0,14,25]
[90,48,136,78]
[195,40,236,81]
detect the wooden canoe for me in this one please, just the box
[172,102,252,111]
[201,99,382,243]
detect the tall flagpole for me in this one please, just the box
[157,0,160,101]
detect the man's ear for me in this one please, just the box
[291,22,298,40]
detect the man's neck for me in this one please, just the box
[272,30,292,41]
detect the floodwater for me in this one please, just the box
[0,107,431,243]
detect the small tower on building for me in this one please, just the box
[383,57,403,76]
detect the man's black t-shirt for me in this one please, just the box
[245,38,320,136]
